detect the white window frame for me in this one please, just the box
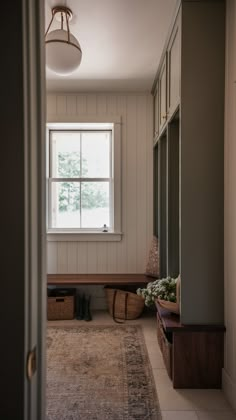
[46,116,122,242]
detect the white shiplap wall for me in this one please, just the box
[47,93,153,274]
[223,0,236,411]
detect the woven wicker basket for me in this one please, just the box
[47,288,75,320]
[105,287,145,321]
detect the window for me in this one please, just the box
[47,121,122,241]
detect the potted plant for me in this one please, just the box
[137,275,180,314]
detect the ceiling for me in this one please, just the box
[45,0,177,92]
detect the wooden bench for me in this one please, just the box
[47,273,150,286]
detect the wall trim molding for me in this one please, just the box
[47,232,122,242]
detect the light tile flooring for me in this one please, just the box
[48,310,236,420]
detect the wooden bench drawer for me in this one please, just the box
[157,315,172,378]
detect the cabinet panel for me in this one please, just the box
[173,331,224,388]
[159,56,167,132]
[153,144,159,237]
[167,117,180,278]
[156,303,225,389]
[154,88,159,140]
[158,134,167,277]
[167,16,180,115]
[157,315,172,378]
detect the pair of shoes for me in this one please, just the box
[76,293,92,321]
[76,293,84,320]
[83,295,92,321]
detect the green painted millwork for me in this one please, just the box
[153,0,225,325]
[159,133,168,278]
[167,119,180,279]
[153,145,159,237]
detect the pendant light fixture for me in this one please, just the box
[45,6,82,76]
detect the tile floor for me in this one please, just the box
[48,310,236,420]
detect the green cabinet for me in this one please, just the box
[167,13,181,117]
[158,56,168,132]
[153,0,225,325]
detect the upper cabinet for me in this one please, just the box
[167,14,180,116]
[154,12,181,136]
[159,56,167,132]
[154,86,159,141]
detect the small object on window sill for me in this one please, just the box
[102,224,108,232]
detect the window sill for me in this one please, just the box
[47,231,123,242]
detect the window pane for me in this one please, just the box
[51,132,80,178]
[51,182,81,228]
[81,182,110,228]
[81,132,110,178]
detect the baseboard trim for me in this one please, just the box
[222,368,236,412]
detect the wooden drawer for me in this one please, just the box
[157,315,172,378]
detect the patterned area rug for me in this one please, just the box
[47,325,161,420]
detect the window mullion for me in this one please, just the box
[49,177,110,182]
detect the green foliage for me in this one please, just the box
[57,151,108,212]
[137,276,177,307]
[59,182,80,212]
[58,151,81,177]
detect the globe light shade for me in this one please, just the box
[46,29,82,75]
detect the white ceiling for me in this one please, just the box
[45,0,177,92]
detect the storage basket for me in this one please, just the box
[47,288,75,320]
[105,286,145,322]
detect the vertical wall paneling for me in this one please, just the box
[87,243,98,274]
[47,241,58,274]
[57,242,68,273]
[47,94,57,115]
[56,95,67,115]
[107,95,117,115]
[77,242,88,273]
[76,95,87,115]
[47,93,153,274]
[97,94,107,115]
[66,95,77,115]
[116,95,128,272]
[67,242,77,273]
[97,242,108,273]
[107,243,117,273]
[146,96,154,260]
[126,95,137,272]
[136,95,148,272]
[86,94,97,114]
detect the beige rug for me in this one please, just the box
[47,325,161,420]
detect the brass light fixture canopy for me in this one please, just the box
[52,6,73,22]
[45,6,82,75]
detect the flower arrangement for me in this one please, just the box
[136,276,178,307]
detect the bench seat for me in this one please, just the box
[47,273,151,286]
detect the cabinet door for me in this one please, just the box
[159,56,167,132]
[167,15,180,116]
[154,87,159,140]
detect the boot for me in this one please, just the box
[83,295,92,321]
[76,293,85,320]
